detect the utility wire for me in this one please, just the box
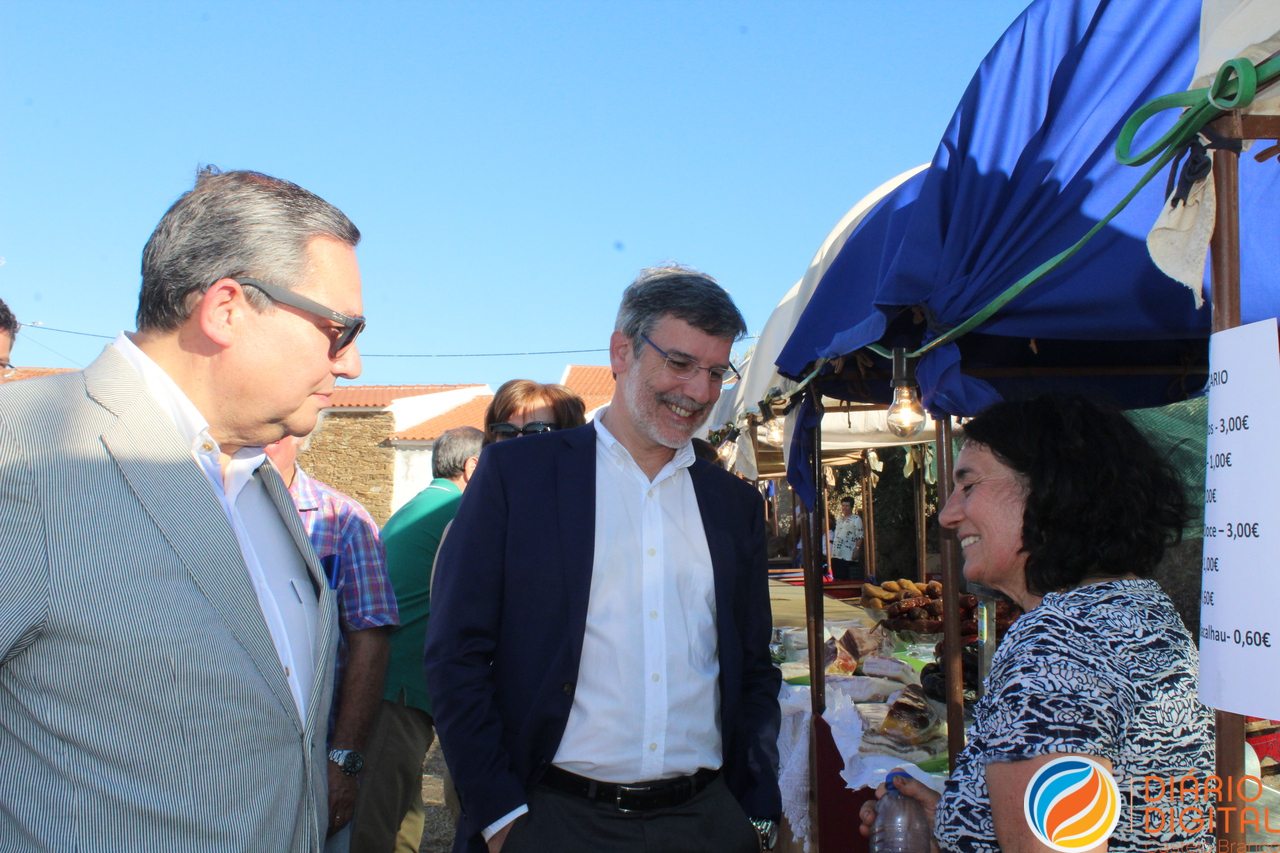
[13,332,84,368]
[19,324,114,340]
[21,324,759,359]
[363,349,609,358]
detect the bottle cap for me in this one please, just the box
[885,770,911,792]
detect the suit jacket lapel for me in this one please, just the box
[86,349,305,731]
[556,424,598,641]
[259,462,339,732]
[690,461,737,639]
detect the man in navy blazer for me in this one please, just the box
[425,266,781,853]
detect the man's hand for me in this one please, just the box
[326,627,389,837]
[327,763,358,837]
[486,822,514,853]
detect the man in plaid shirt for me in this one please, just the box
[267,436,400,853]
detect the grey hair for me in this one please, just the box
[614,264,747,356]
[136,166,361,332]
[0,297,16,339]
[432,426,485,480]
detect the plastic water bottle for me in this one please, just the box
[870,771,933,853]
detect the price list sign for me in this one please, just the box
[1200,319,1280,718]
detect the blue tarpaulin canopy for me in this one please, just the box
[776,0,1280,505]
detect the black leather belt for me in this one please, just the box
[539,765,719,812]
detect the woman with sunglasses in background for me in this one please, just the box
[483,379,586,444]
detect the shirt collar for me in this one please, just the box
[111,332,267,479]
[428,478,463,494]
[288,466,323,511]
[593,405,696,476]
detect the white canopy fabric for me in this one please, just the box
[1147,0,1280,298]
[706,165,932,479]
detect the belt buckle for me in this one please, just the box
[614,783,649,813]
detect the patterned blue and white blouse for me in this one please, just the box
[934,579,1215,852]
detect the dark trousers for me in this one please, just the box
[831,557,864,581]
[502,775,760,853]
[349,696,435,853]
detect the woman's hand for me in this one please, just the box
[858,770,942,848]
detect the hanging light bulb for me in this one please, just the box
[757,396,786,446]
[886,347,927,438]
[765,419,785,446]
[718,427,740,460]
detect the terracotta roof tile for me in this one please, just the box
[4,367,80,382]
[394,395,493,442]
[561,365,614,412]
[329,384,483,408]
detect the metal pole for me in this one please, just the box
[1209,120,1245,849]
[914,453,928,584]
[820,467,832,582]
[803,396,827,718]
[937,416,966,764]
[863,454,878,583]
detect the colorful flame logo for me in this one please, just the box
[1023,756,1121,851]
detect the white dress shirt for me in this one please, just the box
[832,513,864,561]
[112,333,317,722]
[553,413,721,780]
[484,414,723,840]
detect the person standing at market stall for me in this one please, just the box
[859,394,1214,853]
[425,265,782,853]
[831,495,864,581]
[0,167,364,851]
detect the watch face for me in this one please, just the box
[330,749,364,776]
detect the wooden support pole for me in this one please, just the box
[863,454,878,582]
[820,467,832,580]
[914,454,928,584]
[1209,121,1245,851]
[804,398,827,718]
[937,416,966,765]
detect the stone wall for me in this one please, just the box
[298,410,396,526]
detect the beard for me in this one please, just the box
[620,366,713,450]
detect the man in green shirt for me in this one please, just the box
[350,426,483,852]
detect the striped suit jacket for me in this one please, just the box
[0,347,338,853]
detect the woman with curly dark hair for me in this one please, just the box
[861,394,1214,853]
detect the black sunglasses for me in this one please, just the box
[489,421,558,440]
[236,277,366,357]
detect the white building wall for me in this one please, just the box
[392,443,436,514]
[388,386,492,432]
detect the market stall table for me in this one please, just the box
[769,579,864,628]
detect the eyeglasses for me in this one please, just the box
[640,334,740,385]
[489,421,558,440]
[236,277,366,358]
[1,362,14,380]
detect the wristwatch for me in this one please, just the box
[750,818,778,851]
[328,748,364,776]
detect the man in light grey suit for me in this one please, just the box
[0,168,366,852]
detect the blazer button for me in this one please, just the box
[562,682,575,697]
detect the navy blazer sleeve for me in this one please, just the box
[706,465,782,820]
[737,486,783,819]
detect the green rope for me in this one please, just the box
[783,57,1278,403]
[895,55,1279,361]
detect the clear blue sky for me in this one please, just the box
[1,1,1029,388]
